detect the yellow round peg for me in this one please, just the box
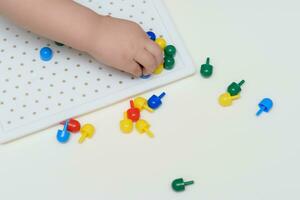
[218,92,240,107]
[155,37,167,50]
[120,112,133,134]
[134,97,154,112]
[79,124,95,144]
[153,64,164,75]
[136,119,154,138]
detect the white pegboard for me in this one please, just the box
[0,0,195,143]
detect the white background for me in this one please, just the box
[0,0,299,199]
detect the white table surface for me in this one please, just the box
[1,0,299,199]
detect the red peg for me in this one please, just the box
[127,100,140,122]
[60,118,81,133]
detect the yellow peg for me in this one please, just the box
[218,92,240,107]
[136,119,154,138]
[153,64,164,75]
[79,124,95,144]
[120,112,133,134]
[134,97,154,112]
[155,38,167,50]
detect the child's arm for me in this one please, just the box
[0,0,163,76]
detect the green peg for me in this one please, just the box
[200,57,213,78]
[227,80,245,96]
[171,178,194,192]
[164,45,176,57]
[55,41,64,46]
[164,56,175,70]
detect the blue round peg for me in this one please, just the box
[147,31,156,41]
[256,98,273,116]
[140,74,151,79]
[147,92,166,109]
[40,47,53,61]
[57,120,71,143]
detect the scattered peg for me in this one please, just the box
[57,120,70,143]
[136,119,154,138]
[120,112,133,133]
[200,57,213,78]
[218,92,240,107]
[147,92,166,109]
[79,124,95,144]
[227,80,245,96]
[171,178,194,192]
[127,100,140,122]
[60,118,81,133]
[134,97,153,112]
[256,98,273,116]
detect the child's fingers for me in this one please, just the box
[145,40,164,67]
[127,61,143,77]
[134,49,157,74]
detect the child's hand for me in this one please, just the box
[87,16,163,77]
[0,1,163,76]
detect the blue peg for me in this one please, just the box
[40,47,53,61]
[57,120,71,143]
[147,31,156,41]
[256,98,273,116]
[140,74,151,79]
[147,92,166,109]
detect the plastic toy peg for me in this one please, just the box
[256,98,273,116]
[147,31,156,41]
[54,41,64,46]
[155,37,167,49]
[134,97,154,112]
[79,124,95,144]
[227,80,245,96]
[164,45,177,57]
[164,56,175,70]
[127,100,140,122]
[200,57,213,78]
[171,178,194,192]
[218,92,240,107]
[40,47,53,61]
[57,120,71,143]
[136,119,154,138]
[147,92,166,109]
[153,64,164,75]
[120,112,133,133]
[140,74,151,79]
[60,118,81,133]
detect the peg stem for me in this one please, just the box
[206,57,210,64]
[239,80,245,86]
[184,181,194,186]
[159,92,166,99]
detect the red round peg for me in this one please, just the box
[127,100,140,122]
[60,118,81,133]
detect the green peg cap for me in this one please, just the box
[164,45,177,57]
[200,57,213,78]
[171,178,194,192]
[164,56,175,70]
[227,80,245,96]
